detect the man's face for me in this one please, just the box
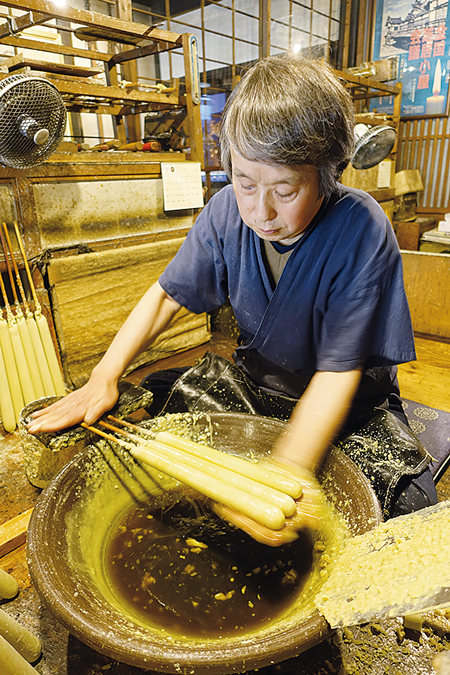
[231,149,324,244]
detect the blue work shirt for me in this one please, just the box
[160,183,415,403]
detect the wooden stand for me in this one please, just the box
[0,2,207,389]
[395,218,436,251]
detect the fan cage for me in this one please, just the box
[0,74,67,169]
[352,126,397,171]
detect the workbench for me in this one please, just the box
[2,339,450,675]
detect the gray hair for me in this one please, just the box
[220,55,355,198]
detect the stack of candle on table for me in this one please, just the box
[0,222,66,433]
[0,567,41,674]
[83,415,309,538]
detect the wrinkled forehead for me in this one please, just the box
[230,147,317,181]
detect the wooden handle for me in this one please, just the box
[12,222,39,310]
[100,420,295,516]
[92,139,121,150]
[130,442,286,530]
[119,141,144,151]
[142,140,162,151]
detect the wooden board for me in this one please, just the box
[397,337,450,414]
[48,237,211,387]
[31,176,195,250]
[396,219,437,251]
[401,251,450,340]
[4,53,103,78]
[0,509,33,558]
[340,160,396,193]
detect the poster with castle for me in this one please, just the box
[372,0,450,116]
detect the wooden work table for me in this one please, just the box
[1,335,450,675]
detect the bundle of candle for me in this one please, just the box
[0,567,41,674]
[0,222,66,433]
[82,415,310,538]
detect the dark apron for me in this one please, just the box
[155,351,432,519]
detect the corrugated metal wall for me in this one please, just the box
[398,116,450,215]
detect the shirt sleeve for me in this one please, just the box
[314,196,416,371]
[159,188,234,314]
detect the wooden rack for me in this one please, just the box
[0,0,203,162]
[0,0,208,390]
[337,69,402,127]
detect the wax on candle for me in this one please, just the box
[425,95,445,114]
[0,607,41,663]
[0,568,18,600]
[426,59,445,114]
[0,634,38,675]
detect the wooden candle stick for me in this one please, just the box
[2,223,54,397]
[82,421,287,531]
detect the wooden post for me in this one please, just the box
[115,0,141,143]
[259,0,270,60]
[182,33,204,167]
[392,82,402,167]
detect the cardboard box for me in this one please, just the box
[394,170,423,197]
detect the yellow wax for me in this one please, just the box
[0,634,38,674]
[0,568,19,600]
[0,607,41,662]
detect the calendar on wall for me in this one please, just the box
[161,162,204,211]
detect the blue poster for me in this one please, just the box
[372,0,450,116]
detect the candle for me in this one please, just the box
[426,59,445,114]
[0,607,41,663]
[0,568,18,600]
[0,635,38,675]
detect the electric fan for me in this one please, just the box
[351,123,397,170]
[0,73,67,169]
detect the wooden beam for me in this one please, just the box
[108,41,177,68]
[336,69,401,96]
[0,34,112,62]
[259,0,270,60]
[45,152,185,165]
[23,77,180,104]
[115,0,139,142]
[0,0,183,47]
[63,102,180,115]
[0,9,48,37]
[182,33,203,166]
[3,53,103,78]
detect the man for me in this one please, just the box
[28,55,437,542]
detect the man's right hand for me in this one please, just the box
[212,465,324,547]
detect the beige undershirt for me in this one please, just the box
[262,238,299,286]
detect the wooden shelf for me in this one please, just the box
[2,53,103,78]
[0,0,203,163]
